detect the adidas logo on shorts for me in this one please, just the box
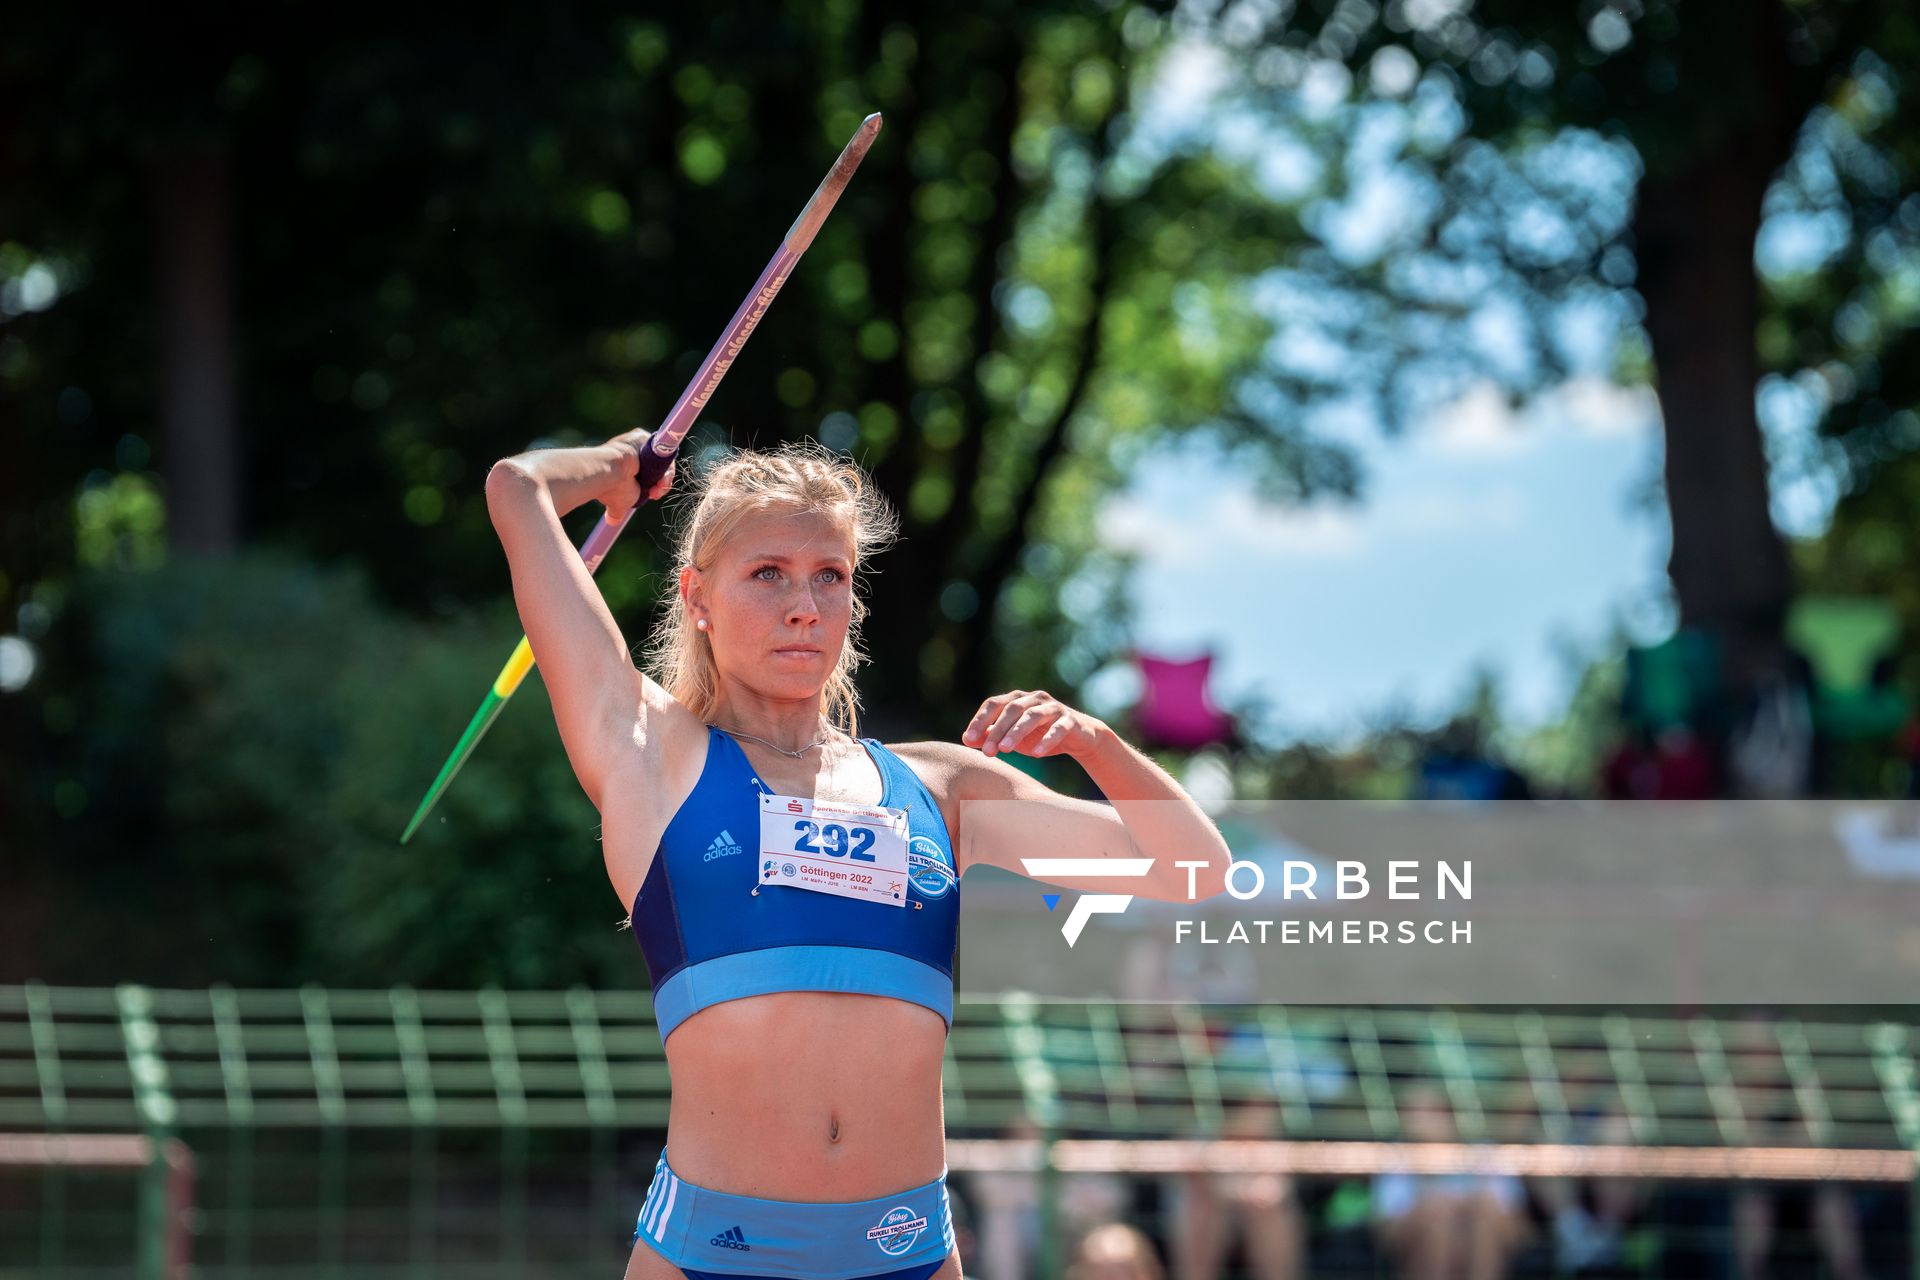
[703,829,745,862]
[709,1225,751,1250]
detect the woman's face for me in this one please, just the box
[686,507,856,698]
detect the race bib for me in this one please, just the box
[758,792,910,908]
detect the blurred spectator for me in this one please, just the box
[970,1115,1042,1280]
[1733,1184,1869,1280]
[1372,1086,1529,1280]
[1728,1012,1869,1280]
[1067,1222,1168,1280]
[969,1113,1136,1280]
[1523,1084,1647,1274]
[1600,722,1716,799]
[1063,1169,1135,1249]
[1415,718,1532,802]
[1902,712,1920,797]
[1164,1098,1303,1280]
[1724,655,1816,799]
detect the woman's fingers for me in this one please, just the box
[966,690,1080,755]
[607,429,678,503]
[979,693,1052,755]
[602,436,674,519]
[976,690,1091,758]
[1000,707,1049,752]
[602,478,640,524]
[1018,717,1072,757]
[962,696,1007,747]
[979,704,1025,755]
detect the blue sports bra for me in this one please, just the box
[630,724,961,1043]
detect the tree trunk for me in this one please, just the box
[1632,147,1791,689]
[949,186,1117,706]
[151,146,240,555]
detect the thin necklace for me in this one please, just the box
[712,722,843,758]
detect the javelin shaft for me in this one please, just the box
[610,110,886,517]
[581,245,798,565]
[401,113,883,842]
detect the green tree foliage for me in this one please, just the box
[0,4,1344,983]
[0,3,1347,730]
[17,551,635,986]
[1167,0,1920,692]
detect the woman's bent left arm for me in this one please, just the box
[1068,719,1233,902]
[947,688,1233,904]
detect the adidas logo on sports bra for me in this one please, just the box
[702,829,745,862]
[709,1225,751,1250]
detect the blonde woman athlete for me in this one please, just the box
[484,428,1230,1280]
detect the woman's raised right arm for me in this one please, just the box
[483,434,677,810]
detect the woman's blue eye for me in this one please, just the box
[754,565,844,583]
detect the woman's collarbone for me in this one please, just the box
[751,744,884,805]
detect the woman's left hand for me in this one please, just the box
[962,689,1104,759]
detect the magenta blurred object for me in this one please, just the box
[1133,649,1236,751]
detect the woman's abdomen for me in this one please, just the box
[660,990,948,1200]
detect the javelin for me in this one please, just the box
[400,112,884,843]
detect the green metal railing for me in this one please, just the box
[3,985,1917,1277]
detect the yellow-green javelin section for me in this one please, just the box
[399,637,536,843]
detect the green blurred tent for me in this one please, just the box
[1623,628,1722,731]
[1787,596,1910,741]
[1622,600,1908,743]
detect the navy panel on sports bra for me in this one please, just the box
[630,725,961,1042]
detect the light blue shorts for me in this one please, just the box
[631,1150,956,1280]
[1373,1170,1526,1220]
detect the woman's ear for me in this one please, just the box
[680,566,714,633]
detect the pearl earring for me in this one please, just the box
[696,618,709,631]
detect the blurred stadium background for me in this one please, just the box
[5,1,1920,1276]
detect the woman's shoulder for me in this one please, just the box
[883,738,966,774]
[882,739,1031,803]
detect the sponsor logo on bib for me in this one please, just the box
[907,834,956,898]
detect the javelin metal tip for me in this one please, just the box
[784,113,886,253]
[839,113,883,164]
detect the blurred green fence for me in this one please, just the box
[2,984,1917,1277]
